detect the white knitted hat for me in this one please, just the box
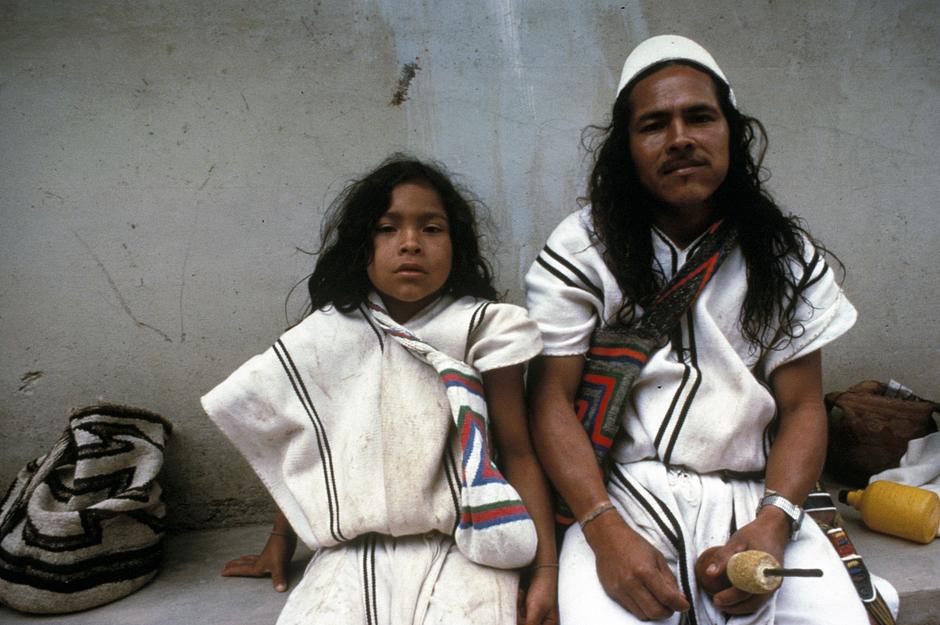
[616,35,736,106]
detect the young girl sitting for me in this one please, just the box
[201,156,558,625]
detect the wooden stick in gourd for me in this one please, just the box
[726,550,823,594]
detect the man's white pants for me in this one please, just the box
[558,463,898,625]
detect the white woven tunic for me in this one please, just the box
[525,206,857,474]
[202,293,542,553]
[203,294,543,624]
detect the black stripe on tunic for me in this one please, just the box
[464,301,491,362]
[274,340,346,542]
[542,245,604,300]
[652,229,680,279]
[610,467,698,625]
[648,491,699,625]
[369,536,378,625]
[443,445,462,533]
[535,256,581,292]
[654,312,703,460]
[654,361,690,452]
[360,306,385,351]
[663,310,702,464]
[653,238,696,457]
[362,535,377,625]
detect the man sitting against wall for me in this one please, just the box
[525,35,899,625]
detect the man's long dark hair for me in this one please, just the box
[587,60,836,350]
[305,155,497,316]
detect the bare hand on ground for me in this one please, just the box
[220,532,296,592]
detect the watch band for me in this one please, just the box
[758,492,804,540]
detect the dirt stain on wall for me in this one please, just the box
[389,59,421,106]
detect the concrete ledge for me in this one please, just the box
[1,504,937,625]
[0,525,310,625]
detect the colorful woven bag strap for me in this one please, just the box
[367,301,537,569]
[577,219,738,472]
[804,488,897,625]
[556,221,737,527]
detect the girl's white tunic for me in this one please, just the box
[202,294,542,624]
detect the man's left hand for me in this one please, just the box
[699,508,791,615]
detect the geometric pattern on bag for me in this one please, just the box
[575,335,655,458]
[0,404,171,614]
[456,405,532,531]
[367,302,537,569]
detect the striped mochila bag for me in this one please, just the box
[368,302,537,569]
[0,404,171,614]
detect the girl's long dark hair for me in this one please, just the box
[587,60,839,350]
[305,155,497,316]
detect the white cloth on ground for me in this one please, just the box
[524,207,885,623]
[202,293,542,624]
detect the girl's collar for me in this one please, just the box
[366,290,453,327]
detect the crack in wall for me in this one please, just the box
[73,231,173,343]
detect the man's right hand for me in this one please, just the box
[582,506,690,621]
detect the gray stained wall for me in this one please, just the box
[2,0,938,528]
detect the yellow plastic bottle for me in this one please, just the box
[839,481,940,544]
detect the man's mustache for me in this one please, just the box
[659,156,708,175]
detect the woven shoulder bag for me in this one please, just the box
[0,404,171,614]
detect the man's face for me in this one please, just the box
[627,64,730,214]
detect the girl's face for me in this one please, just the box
[367,182,453,323]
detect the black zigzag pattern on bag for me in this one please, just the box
[45,468,138,504]
[75,421,166,459]
[0,404,171,613]
[0,542,163,593]
[20,506,166,553]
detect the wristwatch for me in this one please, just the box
[757,492,804,541]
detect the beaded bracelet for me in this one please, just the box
[579,502,616,529]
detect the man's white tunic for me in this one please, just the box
[525,207,890,624]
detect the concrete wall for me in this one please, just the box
[2,0,937,528]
